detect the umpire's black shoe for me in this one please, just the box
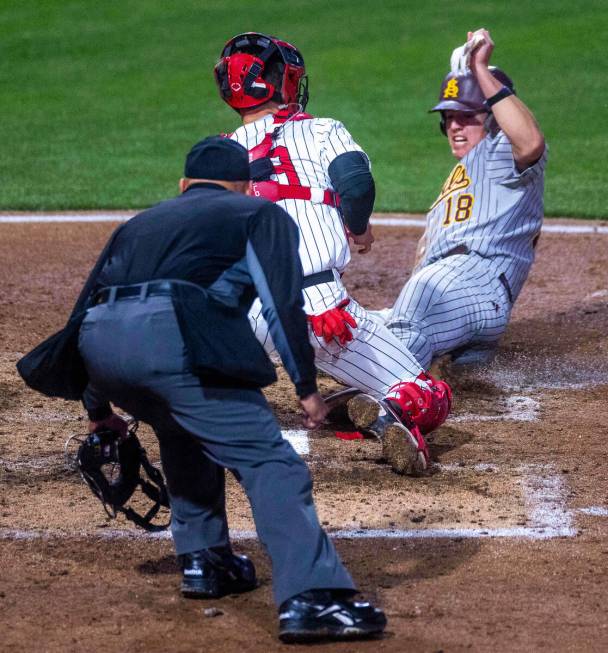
[179,547,257,599]
[278,590,387,643]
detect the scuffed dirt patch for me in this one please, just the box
[1,219,608,652]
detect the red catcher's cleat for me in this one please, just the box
[384,373,452,435]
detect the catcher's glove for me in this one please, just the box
[66,421,170,532]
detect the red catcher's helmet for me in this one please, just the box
[215,32,308,111]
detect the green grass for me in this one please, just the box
[1,0,607,216]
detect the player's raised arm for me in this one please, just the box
[467,28,545,169]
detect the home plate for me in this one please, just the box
[282,429,310,455]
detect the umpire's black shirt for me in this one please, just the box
[72,183,317,409]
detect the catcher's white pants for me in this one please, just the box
[388,254,512,369]
[249,277,423,398]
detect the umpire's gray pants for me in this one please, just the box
[78,295,355,605]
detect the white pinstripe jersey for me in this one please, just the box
[421,131,547,300]
[237,113,426,391]
[229,114,367,279]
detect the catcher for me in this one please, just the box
[214,32,452,476]
[383,28,546,368]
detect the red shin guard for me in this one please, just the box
[385,373,452,435]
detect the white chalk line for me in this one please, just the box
[370,218,608,235]
[0,215,132,223]
[0,526,574,542]
[451,396,539,423]
[0,464,578,541]
[1,213,607,235]
[521,470,575,537]
[436,462,499,473]
[0,454,62,471]
[579,506,608,517]
[501,381,598,392]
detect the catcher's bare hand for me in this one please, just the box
[299,392,329,429]
[348,224,375,254]
[88,412,129,439]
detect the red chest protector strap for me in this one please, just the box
[250,181,340,207]
[249,110,312,159]
[248,110,340,208]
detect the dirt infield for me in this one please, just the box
[1,218,608,652]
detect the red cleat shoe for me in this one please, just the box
[347,393,429,475]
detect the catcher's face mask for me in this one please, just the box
[66,421,170,532]
[215,32,308,111]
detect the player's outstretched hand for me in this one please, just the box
[300,392,329,429]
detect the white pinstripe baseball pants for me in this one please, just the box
[249,282,424,398]
[388,254,512,369]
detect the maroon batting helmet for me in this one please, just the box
[214,32,308,112]
[431,67,515,135]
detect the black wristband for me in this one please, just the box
[296,380,318,399]
[485,85,513,108]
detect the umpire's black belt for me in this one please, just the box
[93,281,176,305]
[93,271,335,306]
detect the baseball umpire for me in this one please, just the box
[18,137,386,643]
[381,28,546,368]
[214,32,452,476]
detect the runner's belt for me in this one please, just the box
[498,273,513,303]
[444,244,469,257]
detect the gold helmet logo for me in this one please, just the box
[443,79,459,99]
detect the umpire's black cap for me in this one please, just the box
[184,136,251,181]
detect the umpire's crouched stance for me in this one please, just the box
[18,137,385,643]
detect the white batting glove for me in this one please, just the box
[450,30,486,74]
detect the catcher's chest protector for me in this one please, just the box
[249,110,313,163]
[246,111,339,208]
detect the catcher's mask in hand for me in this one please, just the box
[66,421,170,532]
